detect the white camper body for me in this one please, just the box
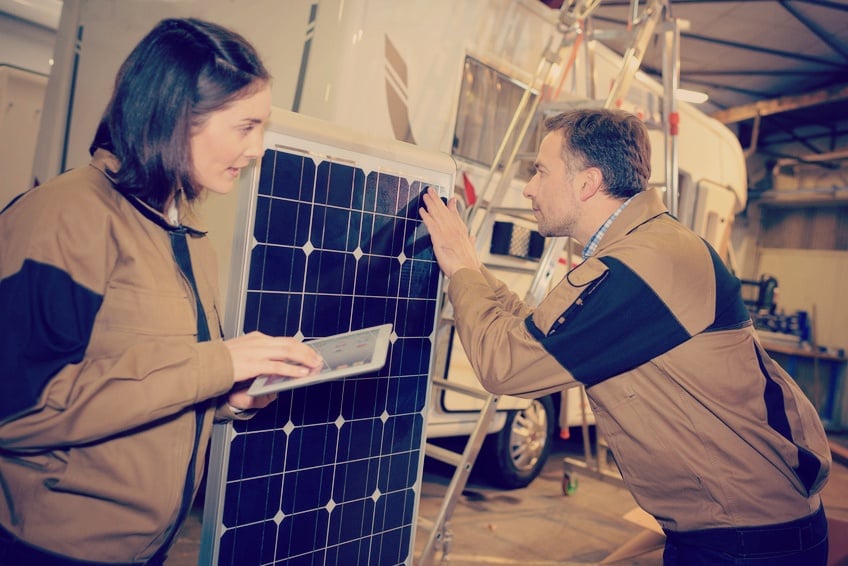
[25,0,747,485]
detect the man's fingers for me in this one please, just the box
[421,188,464,230]
[447,195,460,215]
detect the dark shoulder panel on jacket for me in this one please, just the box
[703,240,751,332]
[0,167,111,422]
[532,256,690,386]
[0,260,103,421]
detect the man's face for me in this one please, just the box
[523,130,586,238]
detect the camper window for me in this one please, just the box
[452,56,538,179]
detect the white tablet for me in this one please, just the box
[247,323,393,395]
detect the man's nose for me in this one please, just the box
[522,175,538,199]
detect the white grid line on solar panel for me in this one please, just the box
[226,417,426,479]
[230,374,429,436]
[207,142,446,565]
[265,141,449,194]
[244,288,436,301]
[227,430,424,480]
[295,524,413,566]
[242,287,438,340]
[250,195,436,260]
[244,522,413,566]
[220,354,428,559]
[218,397,426,538]
[246,190,437,337]
[218,518,414,566]
[220,450,420,534]
[258,154,429,209]
[220,470,420,518]
[221,452,421,505]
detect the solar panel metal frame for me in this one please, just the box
[199,108,454,565]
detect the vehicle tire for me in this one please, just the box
[479,395,555,489]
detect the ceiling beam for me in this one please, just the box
[711,82,848,124]
[591,14,846,68]
[776,147,848,166]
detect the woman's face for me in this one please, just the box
[189,82,272,195]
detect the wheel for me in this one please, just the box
[479,395,555,489]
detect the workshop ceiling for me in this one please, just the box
[5,0,847,172]
[544,0,848,170]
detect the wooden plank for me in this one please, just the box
[711,83,848,124]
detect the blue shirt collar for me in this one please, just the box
[582,196,634,260]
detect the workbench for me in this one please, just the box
[762,340,847,431]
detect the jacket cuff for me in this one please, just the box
[447,267,489,306]
[195,340,235,401]
[217,403,258,421]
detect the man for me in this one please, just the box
[419,108,831,565]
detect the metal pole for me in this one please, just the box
[661,16,681,216]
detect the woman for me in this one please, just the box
[0,18,322,565]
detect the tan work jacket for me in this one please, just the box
[449,188,830,532]
[0,150,242,562]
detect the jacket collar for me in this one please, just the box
[89,149,207,235]
[593,188,669,255]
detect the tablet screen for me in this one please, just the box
[247,323,393,395]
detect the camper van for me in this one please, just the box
[2,0,746,490]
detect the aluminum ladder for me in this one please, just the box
[416,2,607,564]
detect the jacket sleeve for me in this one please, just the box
[478,266,534,318]
[448,267,578,398]
[0,186,235,452]
[447,250,703,396]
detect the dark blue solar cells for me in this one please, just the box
[205,144,446,565]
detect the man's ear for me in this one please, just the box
[579,167,604,201]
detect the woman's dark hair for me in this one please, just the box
[90,18,270,210]
[545,108,651,200]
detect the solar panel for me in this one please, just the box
[200,110,454,565]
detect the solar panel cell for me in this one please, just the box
[202,114,453,565]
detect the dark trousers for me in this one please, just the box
[0,524,164,566]
[663,505,828,565]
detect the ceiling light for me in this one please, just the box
[676,88,709,104]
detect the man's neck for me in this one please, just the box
[576,196,628,245]
[582,196,636,260]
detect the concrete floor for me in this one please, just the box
[167,433,848,565]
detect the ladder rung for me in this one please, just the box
[425,442,464,467]
[487,206,535,219]
[416,516,435,532]
[538,99,605,114]
[589,28,634,42]
[482,261,539,274]
[430,378,494,400]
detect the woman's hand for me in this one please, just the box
[226,390,278,412]
[224,331,323,410]
[225,331,323,382]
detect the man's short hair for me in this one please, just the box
[544,108,651,199]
